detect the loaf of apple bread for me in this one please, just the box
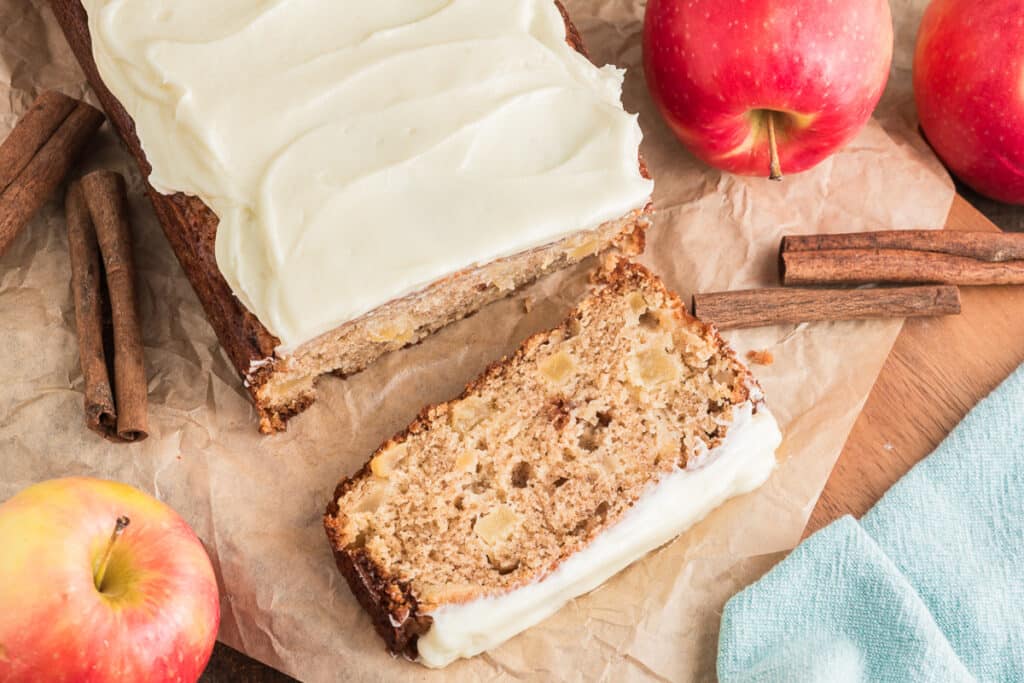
[50,0,653,433]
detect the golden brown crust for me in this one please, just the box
[50,0,651,433]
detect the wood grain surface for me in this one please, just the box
[805,195,1024,536]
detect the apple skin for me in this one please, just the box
[644,0,894,178]
[0,478,219,682]
[914,0,1024,204]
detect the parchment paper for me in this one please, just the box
[0,1,953,680]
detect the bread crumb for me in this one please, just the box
[523,296,535,313]
[746,349,774,366]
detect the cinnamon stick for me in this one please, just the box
[80,171,148,442]
[66,180,117,440]
[782,230,1024,263]
[693,285,962,330]
[0,91,77,192]
[781,248,1024,286]
[0,96,104,257]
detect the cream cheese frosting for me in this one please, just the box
[82,0,654,351]
[415,402,782,668]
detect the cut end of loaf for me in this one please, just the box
[250,210,650,433]
[323,259,766,661]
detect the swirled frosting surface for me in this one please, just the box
[83,0,653,350]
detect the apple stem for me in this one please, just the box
[94,516,130,592]
[767,113,783,182]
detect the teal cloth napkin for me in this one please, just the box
[718,364,1024,683]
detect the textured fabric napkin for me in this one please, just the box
[717,364,1024,683]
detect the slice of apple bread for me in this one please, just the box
[323,259,781,668]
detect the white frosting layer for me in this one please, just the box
[416,402,781,668]
[82,0,653,351]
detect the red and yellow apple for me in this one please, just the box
[914,0,1024,204]
[643,0,894,179]
[0,478,219,682]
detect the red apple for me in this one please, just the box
[0,478,219,682]
[644,0,894,179]
[914,0,1024,204]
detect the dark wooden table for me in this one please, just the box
[200,187,1023,682]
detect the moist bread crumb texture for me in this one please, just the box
[324,260,757,654]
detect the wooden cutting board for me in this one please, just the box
[805,195,1024,536]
